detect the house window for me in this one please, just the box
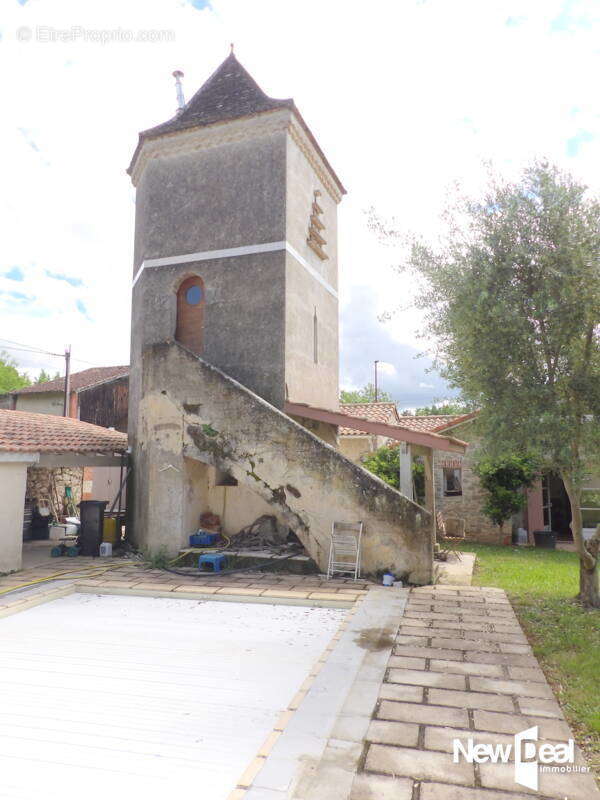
[443,467,462,496]
[175,276,205,355]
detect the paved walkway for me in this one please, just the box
[0,563,597,798]
[354,584,599,800]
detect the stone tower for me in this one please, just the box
[128,52,345,443]
[124,54,435,584]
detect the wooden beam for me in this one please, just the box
[284,402,467,454]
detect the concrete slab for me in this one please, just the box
[0,592,344,800]
[434,551,475,585]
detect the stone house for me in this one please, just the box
[397,412,597,546]
[124,50,468,582]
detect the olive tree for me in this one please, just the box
[374,162,600,607]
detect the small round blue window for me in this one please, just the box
[185,285,203,305]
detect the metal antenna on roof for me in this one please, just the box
[172,70,185,114]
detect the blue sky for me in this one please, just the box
[1,0,599,407]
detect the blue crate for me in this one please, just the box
[189,531,218,547]
[198,553,227,572]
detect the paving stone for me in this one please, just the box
[516,697,563,718]
[378,683,424,703]
[469,677,554,699]
[427,688,515,712]
[387,655,427,670]
[395,633,430,646]
[472,710,573,740]
[366,719,419,747]
[430,659,504,677]
[423,725,516,755]
[421,783,532,800]
[499,643,532,655]
[393,645,463,660]
[377,700,468,728]
[506,666,546,683]
[479,760,600,799]
[404,611,457,622]
[430,637,498,652]
[349,773,413,800]
[493,622,523,633]
[477,631,528,644]
[426,619,487,632]
[464,651,538,667]
[387,668,466,690]
[365,743,474,785]
[398,617,429,628]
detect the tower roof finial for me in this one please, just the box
[230,42,234,54]
[172,70,186,114]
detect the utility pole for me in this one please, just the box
[63,345,71,417]
[374,360,379,402]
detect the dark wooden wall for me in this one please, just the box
[79,376,129,432]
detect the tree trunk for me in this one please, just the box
[579,555,600,608]
[561,472,600,608]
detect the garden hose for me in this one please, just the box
[0,561,138,597]
[168,533,232,565]
[164,546,305,579]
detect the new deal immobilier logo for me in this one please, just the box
[453,726,588,791]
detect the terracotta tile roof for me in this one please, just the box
[0,410,128,453]
[398,411,479,433]
[14,366,129,396]
[127,53,346,195]
[339,403,401,436]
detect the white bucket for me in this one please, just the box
[99,542,113,557]
[382,573,394,586]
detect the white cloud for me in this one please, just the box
[0,0,598,391]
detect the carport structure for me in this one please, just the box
[0,410,127,573]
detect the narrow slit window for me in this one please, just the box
[175,276,205,355]
[313,308,318,364]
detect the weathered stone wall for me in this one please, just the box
[435,423,507,545]
[133,342,434,583]
[26,466,84,508]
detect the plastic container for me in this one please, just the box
[99,542,113,557]
[533,530,557,549]
[190,531,218,547]
[103,517,119,545]
[382,573,395,586]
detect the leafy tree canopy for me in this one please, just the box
[474,453,538,529]
[35,369,60,384]
[402,400,474,416]
[340,383,393,404]
[377,160,600,604]
[0,352,31,393]
[362,446,399,489]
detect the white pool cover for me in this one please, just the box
[0,593,344,799]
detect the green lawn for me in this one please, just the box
[458,542,600,776]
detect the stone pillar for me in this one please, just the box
[399,443,413,500]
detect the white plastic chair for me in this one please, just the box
[327,521,363,580]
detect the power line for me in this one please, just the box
[0,338,102,366]
[0,338,63,357]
